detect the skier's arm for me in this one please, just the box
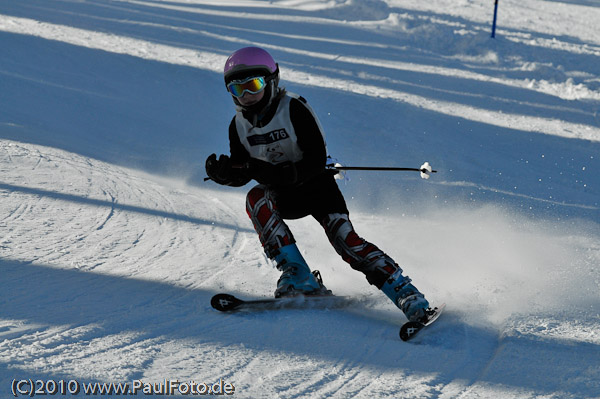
[289,97,328,182]
[204,119,251,187]
[228,118,250,165]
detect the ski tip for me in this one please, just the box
[399,321,424,341]
[399,303,446,341]
[211,293,243,312]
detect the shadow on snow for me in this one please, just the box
[1,258,597,397]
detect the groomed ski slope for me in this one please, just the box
[1,1,599,398]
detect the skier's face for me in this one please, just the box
[236,89,265,106]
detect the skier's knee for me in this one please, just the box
[364,268,389,288]
[246,184,268,211]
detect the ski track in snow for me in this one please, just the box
[0,0,599,398]
[1,13,599,143]
[1,141,598,398]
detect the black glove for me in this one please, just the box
[205,154,239,185]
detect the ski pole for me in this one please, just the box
[491,0,499,38]
[206,161,438,181]
[328,162,437,179]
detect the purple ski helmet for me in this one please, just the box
[223,46,278,85]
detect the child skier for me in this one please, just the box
[206,46,430,322]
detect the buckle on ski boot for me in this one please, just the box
[275,270,332,298]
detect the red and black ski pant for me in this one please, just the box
[246,184,400,288]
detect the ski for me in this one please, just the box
[211,293,353,312]
[212,294,445,342]
[399,303,446,341]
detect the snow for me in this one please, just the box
[0,0,599,398]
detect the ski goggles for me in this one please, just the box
[227,76,267,97]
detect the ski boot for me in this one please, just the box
[381,269,430,322]
[272,243,331,298]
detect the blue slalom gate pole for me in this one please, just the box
[491,0,499,38]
